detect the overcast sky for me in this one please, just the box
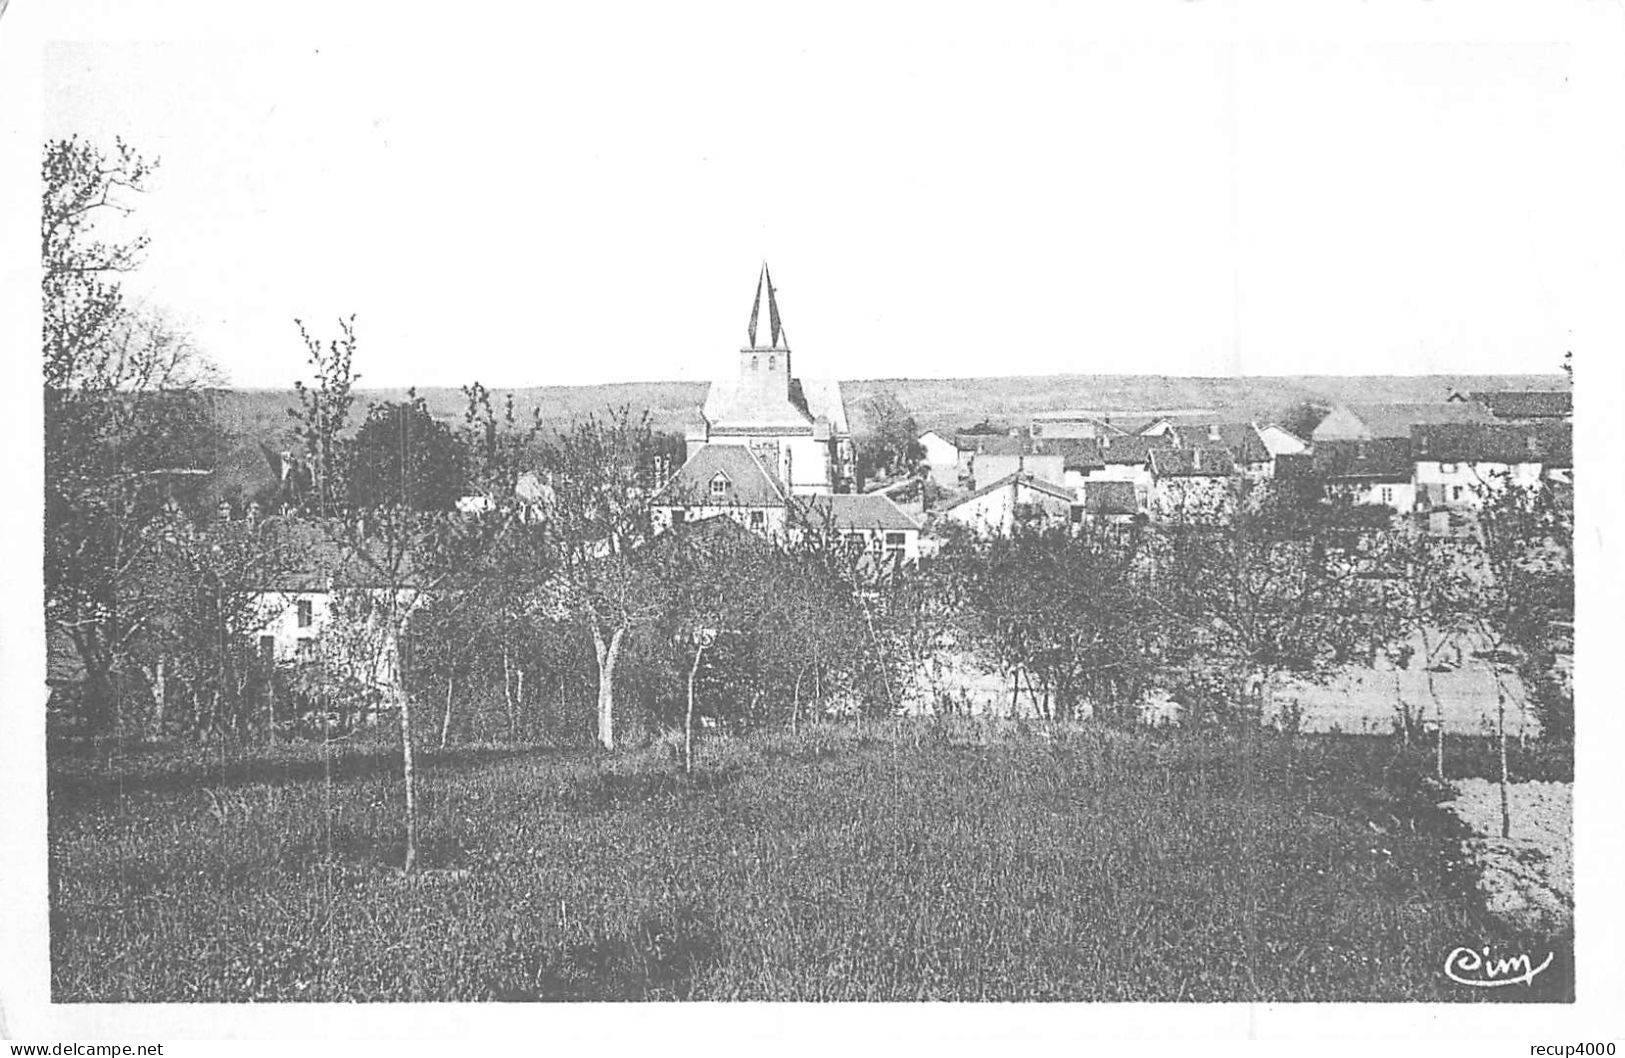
[22,3,1622,389]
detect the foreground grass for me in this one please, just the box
[48,723,1571,1001]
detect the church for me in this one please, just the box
[679,263,853,495]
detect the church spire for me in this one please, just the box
[747,262,788,350]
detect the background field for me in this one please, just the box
[48,724,1571,1002]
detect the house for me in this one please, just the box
[794,492,923,566]
[1167,423,1274,480]
[1468,390,1572,422]
[917,430,960,489]
[1310,438,1417,513]
[1148,445,1237,521]
[1311,401,1491,443]
[1411,422,1572,515]
[940,471,1075,536]
[1070,434,1167,513]
[651,443,789,536]
[687,263,853,495]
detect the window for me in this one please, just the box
[1441,462,1459,474]
[1379,487,1393,505]
[844,532,867,553]
[1452,485,1464,502]
[751,355,759,370]
[884,531,908,564]
[258,635,275,660]
[296,638,315,661]
[671,509,686,526]
[710,473,729,499]
[768,355,776,370]
[297,599,313,628]
[749,510,766,530]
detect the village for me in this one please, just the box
[157,263,1568,744]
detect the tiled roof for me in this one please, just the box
[1342,402,1493,438]
[1042,438,1106,471]
[955,433,1026,456]
[1098,434,1173,466]
[794,492,921,532]
[651,444,788,507]
[1150,445,1237,478]
[1411,423,1572,466]
[1168,423,1270,464]
[1313,438,1413,480]
[1469,390,1572,420]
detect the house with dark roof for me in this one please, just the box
[685,263,853,495]
[1167,423,1274,479]
[1412,422,1573,514]
[1149,445,1238,521]
[941,471,1075,536]
[650,443,790,537]
[1311,438,1417,513]
[1311,401,1492,442]
[1078,479,1141,524]
[1468,390,1572,422]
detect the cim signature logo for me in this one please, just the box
[1444,945,1555,988]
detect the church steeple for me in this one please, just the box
[747,262,789,351]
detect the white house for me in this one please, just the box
[940,471,1075,536]
[794,492,923,565]
[917,430,960,489]
[1411,423,1571,514]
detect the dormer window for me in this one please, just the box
[710,472,729,499]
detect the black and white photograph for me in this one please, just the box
[1,0,1621,1050]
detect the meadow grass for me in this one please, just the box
[47,722,1571,1002]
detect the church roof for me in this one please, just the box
[702,378,816,433]
[748,262,789,351]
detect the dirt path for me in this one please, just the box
[1443,778,1572,933]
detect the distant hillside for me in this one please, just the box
[211,373,1566,503]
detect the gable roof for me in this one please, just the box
[1043,438,1106,471]
[794,492,921,533]
[1312,438,1413,481]
[945,471,1075,511]
[1150,445,1237,478]
[1411,422,1573,466]
[651,444,788,507]
[1469,390,1572,420]
[1339,401,1493,438]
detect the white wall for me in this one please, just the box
[1414,460,1541,509]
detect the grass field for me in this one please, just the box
[48,724,1572,1002]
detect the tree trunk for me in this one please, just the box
[266,663,277,745]
[439,671,455,750]
[501,648,517,741]
[592,624,626,751]
[684,641,706,775]
[1498,685,1511,839]
[399,677,418,873]
[149,655,167,740]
